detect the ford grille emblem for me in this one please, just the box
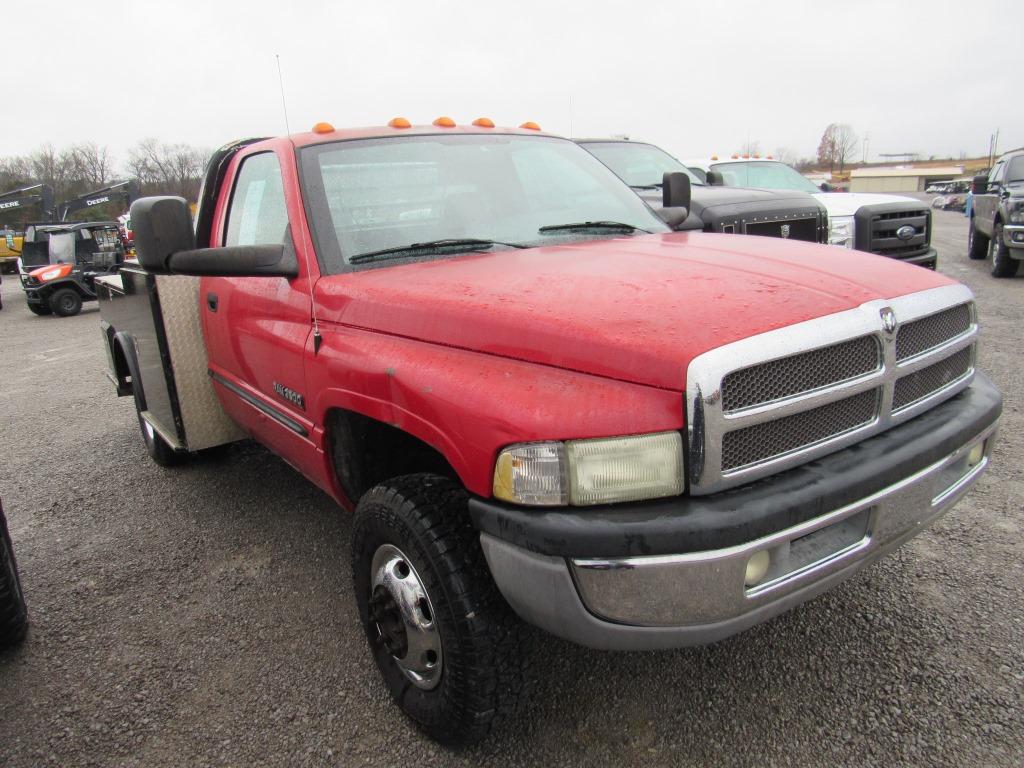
[780,224,791,239]
[880,307,897,334]
[896,225,916,241]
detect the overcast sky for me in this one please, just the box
[8,0,1022,168]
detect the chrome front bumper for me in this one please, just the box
[480,424,996,651]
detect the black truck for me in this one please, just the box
[968,148,1024,277]
[576,139,828,243]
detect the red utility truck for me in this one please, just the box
[97,120,1001,745]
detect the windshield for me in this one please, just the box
[709,161,822,193]
[582,142,703,188]
[1008,155,1024,183]
[300,134,668,272]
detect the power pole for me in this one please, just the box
[862,133,870,164]
[988,128,1000,166]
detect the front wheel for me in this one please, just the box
[48,287,82,317]
[967,219,988,260]
[352,474,528,745]
[989,223,1020,278]
[0,503,29,649]
[130,372,186,467]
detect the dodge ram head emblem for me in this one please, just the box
[896,225,916,241]
[880,307,897,334]
[780,224,791,238]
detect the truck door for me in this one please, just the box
[201,148,317,459]
[976,160,1005,234]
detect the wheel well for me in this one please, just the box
[111,334,132,387]
[326,409,460,503]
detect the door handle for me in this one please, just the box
[207,292,218,312]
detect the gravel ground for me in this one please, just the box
[0,213,1021,767]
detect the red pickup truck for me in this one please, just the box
[97,120,1001,745]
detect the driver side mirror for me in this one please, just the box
[131,195,297,277]
[819,182,832,192]
[972,175,990,194]
[705,170,725,186]
[658,172,691,229]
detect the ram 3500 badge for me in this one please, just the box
[97,119,1000,745]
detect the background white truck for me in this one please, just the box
[687,157,938,269]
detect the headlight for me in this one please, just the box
[1009,203,1024,224]
[39,267,63,281]
[493,431,684,506]
[828,216,855,248]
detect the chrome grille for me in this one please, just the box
[722,335,880,412]
[895,303,972,361]
[722,389,879,471]
[686,284,979,495]
[893,347,973,411]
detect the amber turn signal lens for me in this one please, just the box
[519,121,541,131]
[433,116,456,127]
[312,122,334,134]
[388,117,411,129]
[472,117,495,128]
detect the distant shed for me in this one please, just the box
[849,166,964,193]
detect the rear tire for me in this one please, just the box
[48,288,82,317]
[130,373,186,467]
[352,474,528,746]
[989,223,1020,278]
[0,503,29,650]
[26,302,51,316]
[967,219,988,260]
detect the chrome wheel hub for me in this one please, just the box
[369,544,442,690]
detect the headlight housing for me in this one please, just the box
[39,267,64,282]
[493,431,685,506]
[828,216,855,248]
[1009,202,1024,224]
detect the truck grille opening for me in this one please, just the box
[721,389,879,472]
[743,218,819,243]
[893,347,973,412]
[860,207,931,259]
[722,335,880,412]
[895,303,972,361]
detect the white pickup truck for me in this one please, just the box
[687,157,937,269]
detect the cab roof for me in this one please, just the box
[270,121,555,150]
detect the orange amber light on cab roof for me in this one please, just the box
[519,121,541,130]
[312,122,335,134]
[472,117,495,128]
[710,155,719,160]
[433,116,456,127]
[388,117,411,128]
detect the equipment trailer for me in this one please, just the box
[99,120,1000,745]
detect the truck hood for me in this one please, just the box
[315,232,954,391]
[814,191,923,217]
[635,185,823,231]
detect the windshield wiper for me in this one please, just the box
[630,183,663,190]
[349,238,527,264]
[538,221,649,234]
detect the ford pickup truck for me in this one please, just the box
[97,119,1001,745]
[688,157,939,268]
[968,148,1024,277]
[577,139,828,243]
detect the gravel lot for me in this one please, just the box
[1,211,1021,767]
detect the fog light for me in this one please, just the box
[745,550,771,587]
[966,441,985,468]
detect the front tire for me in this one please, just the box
[967,219,988,260]
[989,222,1020,278]
[48,287,82,317]
[0,503,29,650]
[130,373,186,467]
[352,474,528,746]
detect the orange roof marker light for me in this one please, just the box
[519,121,541,131]
[472,117,495,128]
[731,154,739,159]
[312,122,335,134]
[388,117,411,129]
[710,155,719,160]
[433,116,456,127]
[767,154,774,159]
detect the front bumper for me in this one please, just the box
[895,246,937,269]
[472,374,1000,650]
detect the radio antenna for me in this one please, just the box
[276,54,292,136]
[276,54,323,353]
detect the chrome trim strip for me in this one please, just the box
[686,283,977,494]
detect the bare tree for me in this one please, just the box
[69,142,113,188]
[817,123,859,172]
[734,140,761,157]
[772,146,800,166]
[127,139,207,199]
[28,144,76,199]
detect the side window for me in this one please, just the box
[988,161,1005,185]
[224,152,289,246]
